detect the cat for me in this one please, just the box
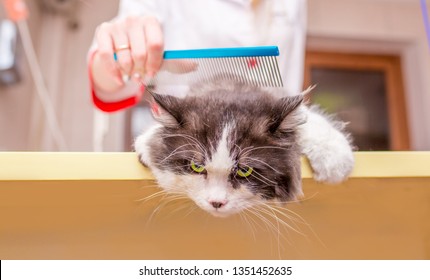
[134,77,354,217]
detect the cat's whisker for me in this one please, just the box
[162,194,190,204]
[272,206,309,226]
[160,143,201,163]
[262,201,313,227]
[245,207,289,257]
[161,133,201,143]
[263,205,306,237]
[145,201,166,226]
[135,189,169,203]
[265,191,320,206]
[255,205,290,236]
[251,206,291,258]
[240,146,291,157]
[164,151,204,160]
[239,145,255,155]
[248,212,271,238]
[243,172,273,187]
[241,157,283,174]
[164,199,195,218]
[263,204,285,259]
[234,144,243,154]
[157,191,190,203]
[182,204,199,218]
[251,204,314,258]
[160,146,206,164]
[256,205,306,237]
[245,207,284,241]
[241,208,265,233]
[239,212,259,242]
[137,183,160,188]
[260,201,306,224]
[136,184,162,193]
[137,189,187,206]
[266,203,326,248]
[145,192,190,225]
[253,205,289,239]
[249,169,278,185]
[243,209,270,233]
[161,133,206,154]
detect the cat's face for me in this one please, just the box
[135,80,305,217]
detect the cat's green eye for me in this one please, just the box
[190,160,205,173]
[237,166,253,177]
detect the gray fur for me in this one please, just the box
[143,77,305,201]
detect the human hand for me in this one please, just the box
[91,16,164,92]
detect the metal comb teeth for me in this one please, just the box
[147,46,283,88]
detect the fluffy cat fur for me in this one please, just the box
[135,77,354,217]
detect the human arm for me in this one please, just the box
[88,0,164,112]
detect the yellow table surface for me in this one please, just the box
[0,152,429,259]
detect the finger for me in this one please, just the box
[95,22,123,85]
[142,16,164,77]
[126,16,147,77]
[111,23,133,78]
[162,59,198,74]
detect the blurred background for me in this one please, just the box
[0,0,429,152]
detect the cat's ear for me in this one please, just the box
[268,95,305,134]
[149,92,184,127]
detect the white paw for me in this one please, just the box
[307,145,354,184]
[134,124,162,167]
[298,106,355,184]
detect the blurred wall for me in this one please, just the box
[307,0,430,150]
[0,0,429,151]
[0,1,41,151]
[0,0,122,151]
[27,0,122,151]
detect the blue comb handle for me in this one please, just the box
[163,46,279,59]
[114,46,279,61]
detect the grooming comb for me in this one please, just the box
[148,46,283,88]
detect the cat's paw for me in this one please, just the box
[306,142,354,184]
[298,106,355,184]
[134,124,162,167]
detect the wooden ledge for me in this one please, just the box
[1,152,430,260]
[1,152,429,181]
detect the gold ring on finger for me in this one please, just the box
[115,44,130,52]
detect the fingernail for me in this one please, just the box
[132,72,142,79]
[122,74,130,83]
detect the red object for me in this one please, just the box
[88,50,144,113]
[91,89,141,113]
[2,0,28,22]
[247,58,258,68]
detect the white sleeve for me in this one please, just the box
[117,0,166,23]
[271,0,307,96]
[290,0,307,94]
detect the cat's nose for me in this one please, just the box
[210,201,227,209]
